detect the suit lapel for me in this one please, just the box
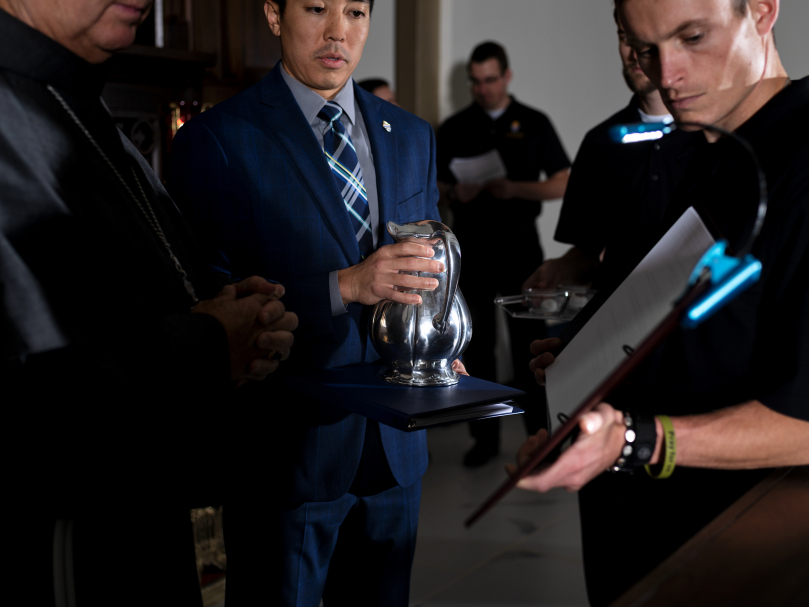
[258,65,361,266]
[356,88,398,247]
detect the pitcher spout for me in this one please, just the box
[386,219,451,239]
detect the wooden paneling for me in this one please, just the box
[612,466,809,607]
[396,0,441,127]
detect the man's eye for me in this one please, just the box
[349,10,366,18]
[684,34,704,44]
[307,6,325,14]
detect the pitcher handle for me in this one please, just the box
[433,229,460,334]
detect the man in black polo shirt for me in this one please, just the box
[524,9,693,292]
[436,41,571,466]
[514,0,809,604]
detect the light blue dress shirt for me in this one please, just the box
[280,63,379,316]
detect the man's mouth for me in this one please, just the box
[319,54,347,68]
[111,3,150,19]
[668,93,704,110]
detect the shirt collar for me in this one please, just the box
[474,95,514,122]
[280,61,356,126]
[0,8,107,99]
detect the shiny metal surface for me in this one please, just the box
[370,220,473,386]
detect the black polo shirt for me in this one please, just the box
[436,97,570,269]
[631,76,809,423]
[578,76,809,606]
[555,96,694,287]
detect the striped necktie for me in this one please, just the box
[318,101,374,258]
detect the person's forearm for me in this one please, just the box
[437,180,453,206]
[511,169,569,201]
[557,247,599,284]
[649,401,809,469]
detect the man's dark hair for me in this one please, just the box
[358,78,389,94]
[468,41,509,74]
[273,0,375,16]
[614,0,747,18]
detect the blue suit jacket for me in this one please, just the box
[168,63,439,502]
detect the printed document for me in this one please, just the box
[545,207,715,429]
[449,149,507,184]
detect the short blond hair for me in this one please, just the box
[615,0,748,18]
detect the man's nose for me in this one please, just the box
[325,12,347,42]
[658,47,684,90]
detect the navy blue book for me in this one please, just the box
[286,364,525,432]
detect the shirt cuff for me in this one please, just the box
[329,270,349,316]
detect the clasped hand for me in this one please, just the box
[338,242,445,306]
[192,276,298,386]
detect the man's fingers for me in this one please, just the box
[522,268,542,292]
[533,368,547,386]
[451,359,469,376]
[257,298,285,325]
[580,411,605,435]
[212,283,238,300]
[391,256,444,274]
[234,276,284,298]
[529,338,562,356]
[516,473,551,492]
[384,288,423,306]
[256,329,295,353]
[390,273,440,291]
[528,353,555,386]
[383,243,436,259]
[244,357,280,380]
[264,311,298,332]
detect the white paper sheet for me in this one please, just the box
[545,207,715,429]
[449,149,507,184]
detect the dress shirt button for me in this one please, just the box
[654,144,661,151]
[651,174,659,181]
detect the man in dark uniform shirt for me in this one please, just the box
[437,41,571,466]
[0,1,297,605]
[515,1,809,605]
[525,9,693,292]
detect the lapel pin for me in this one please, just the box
[382,120,391,133]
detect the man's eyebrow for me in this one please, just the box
[627,19,711,46]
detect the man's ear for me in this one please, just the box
[749,0,779,37]
[265,1,282,37]
[504,68,513,87]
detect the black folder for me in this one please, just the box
[286,364,525,431]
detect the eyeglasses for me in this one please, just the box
[468,74,505,87]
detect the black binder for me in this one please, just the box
[286,364,525,431]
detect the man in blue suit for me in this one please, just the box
[168,1,453,605]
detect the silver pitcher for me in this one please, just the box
[370,220,472,386]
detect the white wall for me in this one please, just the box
[439,0,809,261]
[774,0,809,78]
[352,0,396,85]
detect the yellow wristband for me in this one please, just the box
[645,415,676,479]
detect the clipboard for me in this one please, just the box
[286,364,525,432]
[464,280,710,526]
[465,207,722,526]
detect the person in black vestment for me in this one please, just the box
[436,41,571,466]
[0,1,297,605]
[512,0,809,604]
